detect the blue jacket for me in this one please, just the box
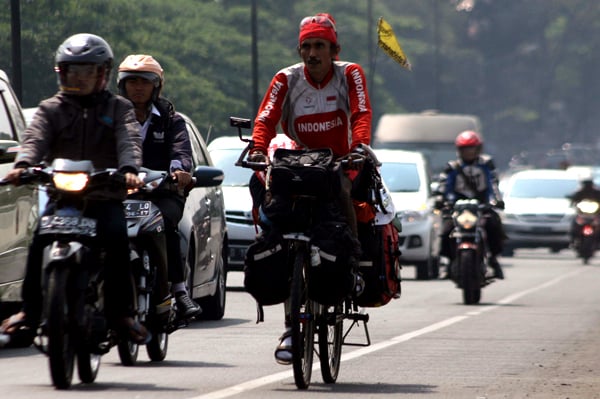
[439,154,502,204]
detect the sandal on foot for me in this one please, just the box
[0,312,35,348]
[274,330,292,365]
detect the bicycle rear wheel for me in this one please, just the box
[318,303,343,383]
[290,249,315,390]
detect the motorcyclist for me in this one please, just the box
[117,54,201,319]
[437,130,506,280]
[0,33,150,344]
[246,12,372,365]
[568,177,600,249]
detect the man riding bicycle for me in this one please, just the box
[246,12,372,365]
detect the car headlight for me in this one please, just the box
[396,210,427,223]
[455,209,478,230]
[52,172,89,192]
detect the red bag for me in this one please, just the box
[355,222,402,307]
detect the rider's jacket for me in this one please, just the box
[570,188,600,205]
[141,98,193,175]
[439,155,503,204]
[251,61,372,158]
[16,90,141,174]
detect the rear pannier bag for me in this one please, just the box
[355,221,402,307]
[307,221,358,305]
[270,148,337,198]
[243,230,290,306]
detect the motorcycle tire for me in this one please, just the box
[77,349,101,383]
[146,331,168,361]
[47,267,76,389]
[458,251,482,305]
[118,339,140,366]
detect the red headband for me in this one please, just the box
[298,14,337,45]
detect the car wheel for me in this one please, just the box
[415,260,431,280]
[502,246,515,257]
[197,252,226,320]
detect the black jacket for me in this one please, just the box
[141,98,193,175]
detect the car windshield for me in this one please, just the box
[509,178,579,199]
[209,148,253,186]
[378,162,421,192]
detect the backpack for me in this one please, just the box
[354,221,402,307]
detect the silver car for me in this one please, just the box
[207,136,256,271]
[501,168,579,256]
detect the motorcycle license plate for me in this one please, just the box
[38,215,97,236]
[124,201,152,218]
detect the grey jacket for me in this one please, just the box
[16,90,142,174]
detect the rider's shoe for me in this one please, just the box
[274,328,292,365]
[156,295,175,329]
[175,291,202,319]
[488,256,504,279]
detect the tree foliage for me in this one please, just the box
[2,0,599,168]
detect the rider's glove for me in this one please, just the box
[248,150,268,164]
[495,200,505,210]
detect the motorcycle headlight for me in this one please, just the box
[576,200,600,214]
[52,172,89,192]
[455,209,478,230]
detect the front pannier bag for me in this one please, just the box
[243,230,290,306]
[307,221,358,305]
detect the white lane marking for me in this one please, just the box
[190,267,587,399]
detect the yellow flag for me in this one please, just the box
[377,17,411,71]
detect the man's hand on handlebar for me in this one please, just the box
[248,150,269,164]
[125,172,144,189]
[2,167,27,185]
[172,170,193,189]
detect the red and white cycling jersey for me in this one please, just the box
[252,61,372,158]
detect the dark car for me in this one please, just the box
[0,70,38,315]
[179,113,228,320]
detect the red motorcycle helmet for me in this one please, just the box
[455,130,483,148]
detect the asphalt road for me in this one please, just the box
[1,248,600,399]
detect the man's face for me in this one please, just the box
[298,38,336,82]
[124,77,154,106]
[459,146,479,163]
[63,64,100,96]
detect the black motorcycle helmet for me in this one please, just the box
[54,33,114,94]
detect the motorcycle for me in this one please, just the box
[2,159,127,389]
[572,199,600,264]
[447,199,495,304]
[117,168,177,366]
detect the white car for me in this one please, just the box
[501,168,580,256]
[374,149,442,279]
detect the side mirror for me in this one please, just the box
[192,166,224,188]
[0,140,20,164]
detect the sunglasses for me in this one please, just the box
[59,64,99,79]
[299,15,337,32]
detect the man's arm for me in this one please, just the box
[169,113,193,173]
[345,63,372,150]
[114,98,142,174]
[251,72,289,155]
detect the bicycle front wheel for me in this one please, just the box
[290,248,315,390]
[318,303,343,383]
